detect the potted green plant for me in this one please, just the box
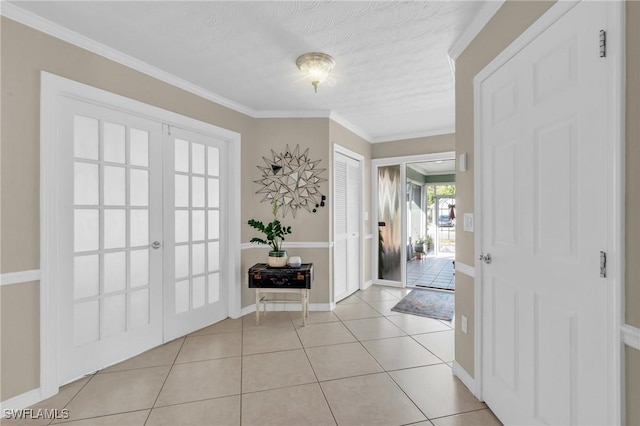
[414,236,427,253]
[248,201,292,267]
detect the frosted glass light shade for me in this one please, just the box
[296,52,335,93]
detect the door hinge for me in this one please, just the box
[599,30,607,58]
[600,251,607,278]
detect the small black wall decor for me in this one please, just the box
[255,144,327,217]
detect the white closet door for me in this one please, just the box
[334,151,361,301]
[59,98,163,384]
[164,127,228,340]
[346,158,361,295]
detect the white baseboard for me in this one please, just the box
[452,361,481,400]
[0,387,45,412]
[362,280,372,290]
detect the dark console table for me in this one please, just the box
[248,263,313,326]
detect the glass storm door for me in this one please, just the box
[164,127,228,341]
[59,98,163,384]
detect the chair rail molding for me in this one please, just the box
[0,269,41,286]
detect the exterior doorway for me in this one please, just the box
[372,152,455,290]
[405,161,456,291]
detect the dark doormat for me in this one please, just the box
[391,288,454,321]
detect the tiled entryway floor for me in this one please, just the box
[407,256,455,291]
[12,286,501,426]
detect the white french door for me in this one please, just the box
[52,78,234,385]
[58,98,163,384]
[478,2,617,424]
[333,148,361,302]
[164,127,228,341]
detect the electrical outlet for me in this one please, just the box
[463,213,474,232]
[461,315,468,334]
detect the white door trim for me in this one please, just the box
[371,152,456,287]
[40,72,241,400]
[472,1,624,422]
[333,144,364,301]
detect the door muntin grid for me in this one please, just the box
[173,137,222,314]
[72,114,153,346]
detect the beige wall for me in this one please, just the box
[0,17,373,401]
[241,118,332,307]
[372,133,455,159]
[0,282,40,400]
[453,0,554,375]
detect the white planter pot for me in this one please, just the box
[268,251,288,268]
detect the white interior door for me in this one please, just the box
[58,98,163,384]
[164,127,228,340]
[334,150,361,301]
[479,2,612,424]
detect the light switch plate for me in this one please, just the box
[464,213,474,232]
[461,315,468,334]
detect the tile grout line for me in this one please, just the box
[291,312,340,426]
[142,336,187,426]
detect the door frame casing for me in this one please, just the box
[472,2,625,423]
[332,144,364,303]
[40,72,242,399]
[371,152,455,288]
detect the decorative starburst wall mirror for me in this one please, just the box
[255,145,327,217]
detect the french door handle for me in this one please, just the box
[479,253,492,264]
[152,241,162,249]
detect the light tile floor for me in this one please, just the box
[10,286,501,426]
[407,256,456,291]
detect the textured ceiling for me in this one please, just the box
[9,1,485,142]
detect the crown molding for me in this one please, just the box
[371,126,455,144]
[328,112,372,142]
[253,110,332,119]
[448,0,505,62]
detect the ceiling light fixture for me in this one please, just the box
[296,52,335,93]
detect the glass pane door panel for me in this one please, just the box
[171,134,222,315]
[103,252,126,293]
[129,129,149,167]
[104,166,126,206]
[71,110,154,349]
[130,169,149,206]
[130,210,149,247]
[103,122,126,164]
[104,210,126,249]
[377,165,402,281]
[74,162,99,205]
[74,210,99,252]
[130,249,149,288]
[74,115,99,160]
[74,255,99,299]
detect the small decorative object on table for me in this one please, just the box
[288,256,302,268]
[248,201,292,268]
